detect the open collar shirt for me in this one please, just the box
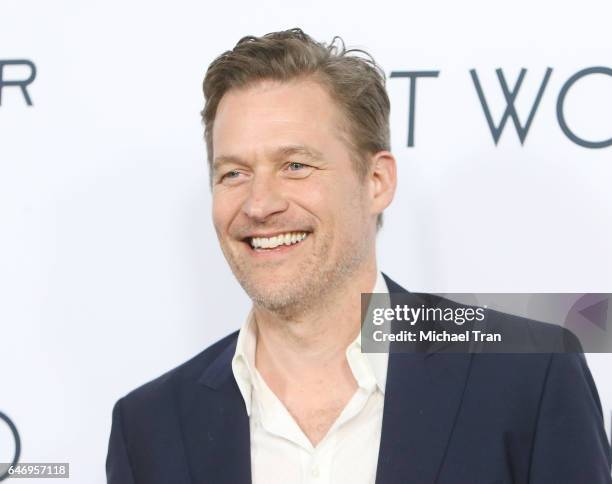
[231,272,390,484]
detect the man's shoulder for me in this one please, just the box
[407,290,583,353]
[117,330,239,408]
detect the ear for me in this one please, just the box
[368,150,397,218]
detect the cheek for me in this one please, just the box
[289,179,339,228]
[295,176,364,228]
[212,190,239,234]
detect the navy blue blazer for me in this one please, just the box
[107,275,612,483]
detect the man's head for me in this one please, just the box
[202,28,396,313]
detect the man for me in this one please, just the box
[106,29,611,483]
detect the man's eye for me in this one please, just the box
[221,170,241,180]
[283,161,313,179]
[287,162,306,171]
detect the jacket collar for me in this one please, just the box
[190,273,472,484]
[375,276,473,483]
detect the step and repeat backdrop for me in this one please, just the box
[1,0,611,482]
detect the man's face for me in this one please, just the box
[211,78,376,312]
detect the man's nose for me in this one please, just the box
[241,173,288,222]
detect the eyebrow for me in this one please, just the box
[273,144,324,161]
[212,144,324,171]
[212,155,244,172]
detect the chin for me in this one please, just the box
[248,288,300,312]
[240,276,316,313]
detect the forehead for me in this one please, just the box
[212,78,349,159]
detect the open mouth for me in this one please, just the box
[244,231,309,251]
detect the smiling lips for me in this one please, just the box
[248,232,309,250]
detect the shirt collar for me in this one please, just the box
[231,271,390,416]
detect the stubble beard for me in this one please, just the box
[221,229,369,318]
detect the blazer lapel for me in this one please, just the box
[179,339,252,484]
[175,274,471,484]
[376,275,473,484]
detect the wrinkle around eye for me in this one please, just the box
[217,169,249,186]
[282,161,314,179]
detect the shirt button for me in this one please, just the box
[311,465,320,478]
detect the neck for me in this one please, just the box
[253,258,378,381]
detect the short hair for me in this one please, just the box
[201,28,390,228]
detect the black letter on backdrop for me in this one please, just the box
[0,59,37,106]
[390,71,440,147]
[471,68,552,145]
[557,66,612,149]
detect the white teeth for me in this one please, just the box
[250,232,307,249]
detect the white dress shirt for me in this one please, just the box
[231,272,390,484]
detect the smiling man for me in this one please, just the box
[210,78,391,319]
[106,29,611,483]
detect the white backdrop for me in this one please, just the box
[1,0,611,482]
